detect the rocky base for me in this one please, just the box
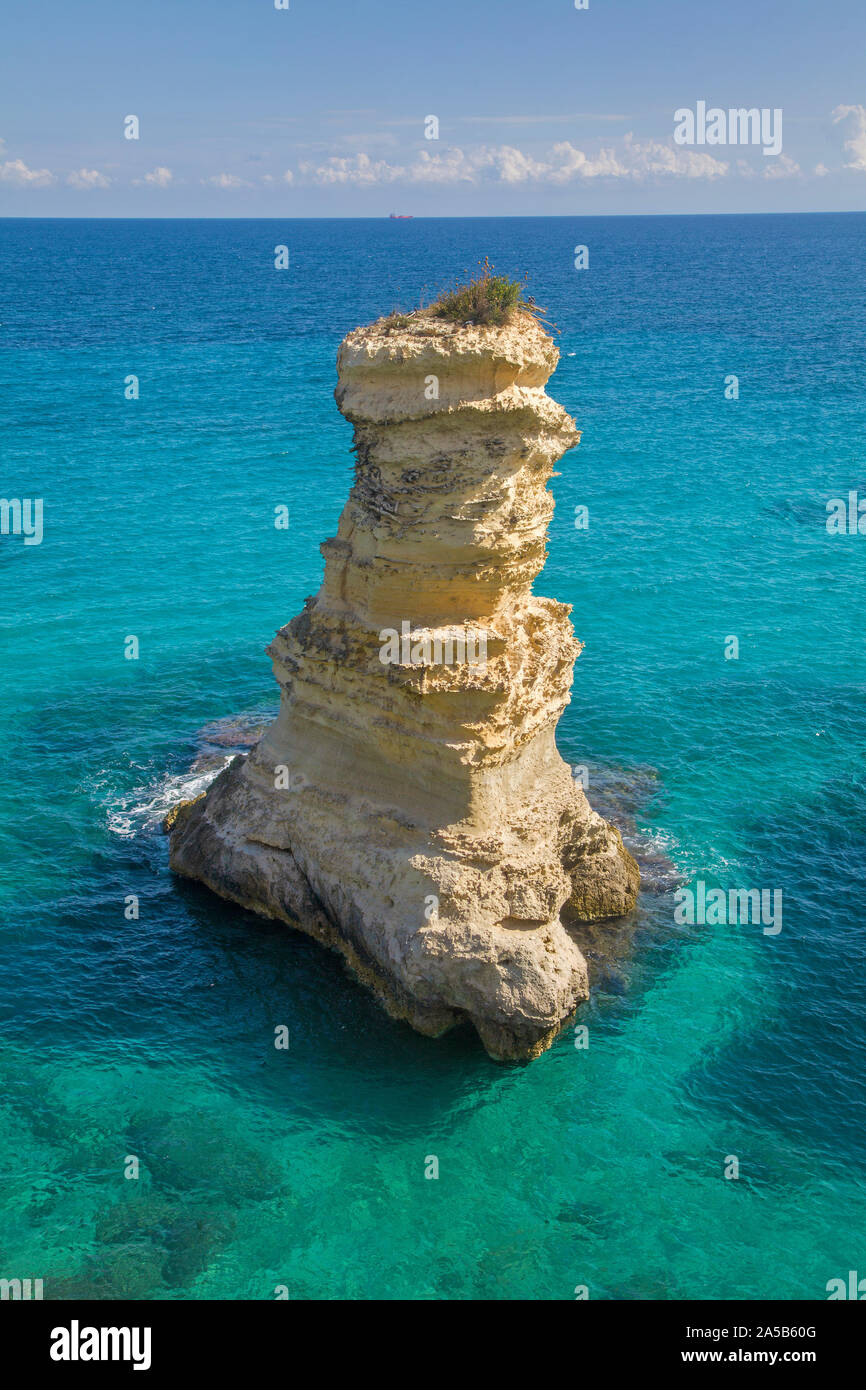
[170,743,639,1060]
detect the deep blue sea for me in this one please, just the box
[1,215,865,1300]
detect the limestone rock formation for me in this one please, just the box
[169,307,639,1059]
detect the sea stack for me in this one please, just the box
[169,305,639,1058]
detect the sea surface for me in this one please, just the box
[1,214,864,1300]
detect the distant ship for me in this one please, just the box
[389,213,413,220]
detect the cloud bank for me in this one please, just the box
[297,135,730,186]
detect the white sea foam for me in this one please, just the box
[106,758,233,839]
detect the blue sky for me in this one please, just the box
[1,0,865,215]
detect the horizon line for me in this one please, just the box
[0,209,864,221]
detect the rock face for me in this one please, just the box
[169,307,639,1059]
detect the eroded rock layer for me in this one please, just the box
[169,309,639,1058]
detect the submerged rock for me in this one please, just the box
[169,307,639,1058]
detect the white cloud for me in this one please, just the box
[299,152,403,185]
[475,145,552,183]
[615,134,729,179]
[67,167,111,189]
[134,166,173,188]
[831,104,866,171]
[738,152,801,181]
[405,148,480,183]
[203,172,249,189]
[762,153,801,180]
[0,156,55,186]
[522,133,726,180]
[297,136,729,188]
[537,141,628,181]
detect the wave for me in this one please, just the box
[104,711,274,839]
[106,757,235,839]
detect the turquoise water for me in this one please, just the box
[1,215,864,1300]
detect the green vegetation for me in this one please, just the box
[379,259,546,332]
[429,257,541,326]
